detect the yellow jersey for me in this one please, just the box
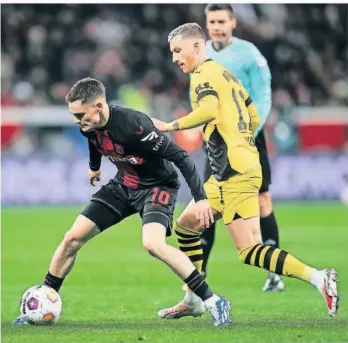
[190,59,261,181]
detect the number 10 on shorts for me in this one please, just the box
[152,188,170,205]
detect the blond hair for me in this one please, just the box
[168,23,206,42]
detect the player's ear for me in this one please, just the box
[231,17,237,29]
[194,42,200,54]
[95,101,103,111]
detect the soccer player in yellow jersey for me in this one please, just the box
[153,23,339,320]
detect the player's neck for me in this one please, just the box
[193,54,209,72]
[97,104,110,129]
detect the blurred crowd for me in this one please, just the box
[1,4,348,157]
[2,3,348,116]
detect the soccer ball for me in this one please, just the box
[20,285,62,325]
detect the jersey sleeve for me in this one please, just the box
[130,112,207,202]
[80,129,102,171]
[166,72,219,131]
[247,45,272,136]
[191,71,220,104]
[88,140,102,171]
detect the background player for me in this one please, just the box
[153,23,339,320]
[201,4,283,291]
[13,77,231,327]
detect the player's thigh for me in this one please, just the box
[84,180,136,232]
[226,216,261,252]
[133,184,179,237]
[142,222,167,252]
[259,191,273,217]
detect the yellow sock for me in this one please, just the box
[174,222,203,273]
[239,244,315,283]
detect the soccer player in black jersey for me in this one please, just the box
[13,78,231,327]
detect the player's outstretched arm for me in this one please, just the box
[164,95,218,132]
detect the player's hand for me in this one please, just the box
[195,199,214,229]
[151,118,168,132]
[88,169,101,186]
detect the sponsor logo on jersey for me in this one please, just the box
[109,156,145,165]
[141,131,159,141]
[153,136,165,151]
[195,82,212,94]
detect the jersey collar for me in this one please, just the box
[210,38,233,52]
[194,58,213,74]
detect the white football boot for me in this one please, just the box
[158,292,205,319]
[317,268,339,317]
[158,292,231,327]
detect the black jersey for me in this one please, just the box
[81,105,206,202]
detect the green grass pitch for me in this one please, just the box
[2,203,348,343]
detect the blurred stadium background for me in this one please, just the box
[1,4,348,343]
[2,3,348,205]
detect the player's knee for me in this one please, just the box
[142,239,166,258]
[177,212,201,233]
[62,231,84,254]
[259,191,273,217]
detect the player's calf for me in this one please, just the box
[228,217,318,285]
[234,230,339,315]
[45,214,101,291]
[174,200,220,273]
[144,222,231,326]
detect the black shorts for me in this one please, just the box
[203,129,272,193]
[81,179,179,236]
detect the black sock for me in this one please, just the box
[200,223,216,276]
[184,269,213,301]
[260,212,279,248]
[44,272,64,292]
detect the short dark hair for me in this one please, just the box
[65,77,106,104]
[205,4,234,16]
[168,23,206,42]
